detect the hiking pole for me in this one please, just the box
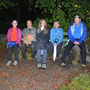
[53,44,57,61]
[53,38,59,61]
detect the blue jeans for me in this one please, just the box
[37,49,47,64]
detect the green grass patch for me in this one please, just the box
[60,73,90,90]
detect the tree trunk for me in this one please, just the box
[17,0,21,22]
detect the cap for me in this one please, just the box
[75,15,80,19]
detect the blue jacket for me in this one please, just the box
[68,22,87,43]
[50,27,63,45]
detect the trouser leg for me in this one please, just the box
[61,41,75,63]
[8,47,12,61]
[79,41,86,64]
[37,49,41,63]
[57,43,62,57]
[30,41,36,58]
[21,43,27,59]
[42,49,47,64]
[49,41,54,57]
[13,44,19,61]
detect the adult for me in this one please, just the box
[61,15,87,69]
[21,20,36,61]
[49,21,63,61]
[36,19,49,69]
[6,20,22,66]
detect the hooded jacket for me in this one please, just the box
[68,21,87,43]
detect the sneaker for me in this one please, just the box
[13,60,18,66]
[61,63,66,67]
[37,63,41,69]
[81,64,86,69]
[6,61,12,66]
[42,64,46,69]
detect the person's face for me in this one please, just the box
[54,22,59,29]
[75,18,81,25]
[12,21,18,27]
[27,21,32,28]
[41,20,46,27]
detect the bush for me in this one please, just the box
[60,73,90,90]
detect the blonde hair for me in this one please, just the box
[12,20,18,24]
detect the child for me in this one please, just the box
[6,20,22,66]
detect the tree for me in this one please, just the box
[32,0,90,37]
[0,0,15,10]
[34,0,68,30]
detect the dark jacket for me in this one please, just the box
[36,30,49,50]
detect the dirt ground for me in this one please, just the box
[0,48,90,90]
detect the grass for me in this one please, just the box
[60,73,90,90]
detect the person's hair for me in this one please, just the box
[12,20,18,24]
[53,21,60,28]
[27,20,32,24]
[37,19,48,34]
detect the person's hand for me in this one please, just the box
[27,34,32,38]
[54,44,57,47]
[74,41,80,45]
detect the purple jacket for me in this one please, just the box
[7,28,22,48]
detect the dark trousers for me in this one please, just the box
[21,41,36,59]
[8,44,19,61]
[49,41,62,58]
[62,41,86,64]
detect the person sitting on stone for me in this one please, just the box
[21,20,36,61]
[61,15,87,69]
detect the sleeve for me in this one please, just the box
[33,28,36,40]
[78,24,87,43]
[7,29,10,48]
[56,29,63,45]
[68,27,76,43]
[22,29,27,37]
[36,32,40,41]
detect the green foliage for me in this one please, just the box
[61,73,90,90]
[33,18,40,28]
[34,0,90,37]
[0,0,15,10]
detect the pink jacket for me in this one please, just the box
[7,28,22,48]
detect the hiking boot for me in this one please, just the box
[81,64,86,69]
[42,64,46,69]
[6,61,12,66]
[61,63,66,67]
[13,60,18,66]
[37,63,41,69]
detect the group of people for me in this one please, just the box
[6,15,87,69]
